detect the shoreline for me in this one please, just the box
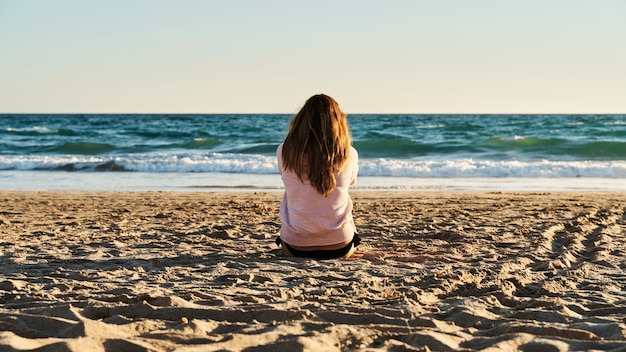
[1,190,625,351]
[3,170,626,192]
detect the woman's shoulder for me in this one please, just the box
[277,143,284,159]
[349,146,358,159]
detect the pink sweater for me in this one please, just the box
[277,144,358,247]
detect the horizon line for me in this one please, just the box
[1,111,625,115]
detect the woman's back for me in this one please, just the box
[278,143,358,247]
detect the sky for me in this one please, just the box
[0,0,625,114]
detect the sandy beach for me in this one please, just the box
[1,190,625,351]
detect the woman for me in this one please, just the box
[276,94,360,259]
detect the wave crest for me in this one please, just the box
[2,154,626,178]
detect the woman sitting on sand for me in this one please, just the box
[276,94,360,259]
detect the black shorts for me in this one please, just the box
[275,234,361,260]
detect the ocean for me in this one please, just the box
[2,114,626,191]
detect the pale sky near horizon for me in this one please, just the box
[1,1,625,114]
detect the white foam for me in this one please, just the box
[358,158,626,178]
[2,154,626,178]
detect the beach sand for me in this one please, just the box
[1,190,625,351]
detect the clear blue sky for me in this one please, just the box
[1,0,625,113]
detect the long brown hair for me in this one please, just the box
[282,94,351,197]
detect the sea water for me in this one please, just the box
[1,114,626,191]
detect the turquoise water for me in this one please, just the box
[1,114,626,190]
